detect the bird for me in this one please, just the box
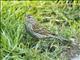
[25,14,69,42]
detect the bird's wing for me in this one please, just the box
[33,23,52,36]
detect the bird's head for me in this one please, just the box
[26,14,33,19]
[26,14,36,25]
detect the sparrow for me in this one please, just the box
[25,14,69,41]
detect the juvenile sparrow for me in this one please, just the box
[25,14,68,41]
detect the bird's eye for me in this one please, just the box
[28,16,31,18]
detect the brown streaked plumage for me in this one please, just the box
[25,14,69,41]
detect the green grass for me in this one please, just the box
[1,1,80,60]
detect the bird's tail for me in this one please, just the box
[50,35,72,44]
